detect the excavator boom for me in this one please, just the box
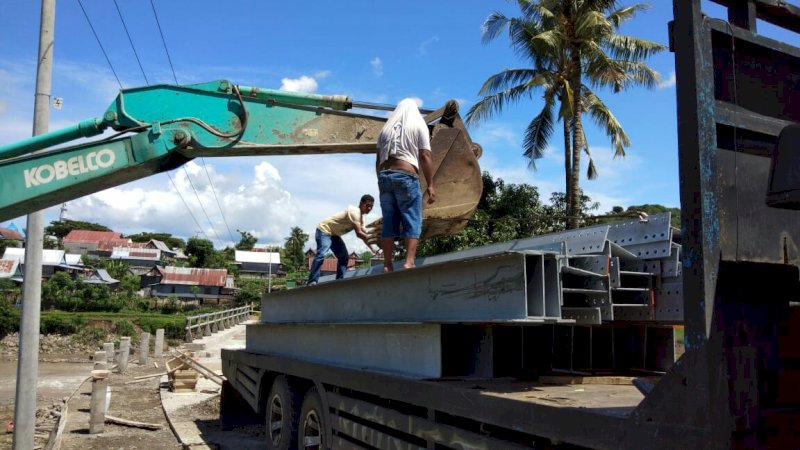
[0,80,482,238]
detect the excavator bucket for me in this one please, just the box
[366,100,483,241]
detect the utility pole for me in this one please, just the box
[14,1,55,449]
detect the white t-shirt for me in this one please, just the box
[377,99,431,170]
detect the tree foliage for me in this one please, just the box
[467,0,664,228]
[418,172,599,257]
[235,230,258,251]
[186,237,225,268]
[283,227,309,273]
[594,203,680,227]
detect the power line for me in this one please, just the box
[182,165,224,248]
[167,171,208,241]
[199,159,236,243]
[112,0,149,85]
[148,0,235,245]
[148,0,178,85]
[75,0,123,89]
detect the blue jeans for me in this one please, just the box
[307,228,349,283]
[378,170,422,239]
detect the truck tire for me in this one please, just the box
[266,375,300,450]
[298,387,326,450]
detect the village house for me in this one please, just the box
[2,248,83,279]
[145,266,232,305]
[305,251,362,276]
[110,247,162,274]
[0,259,22,283]
[0,226,25,246]
[82,269,120,290]
[235,250,285,278]
[62,230,127,256]
[145,239,178,259]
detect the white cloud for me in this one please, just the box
[657,71,676,89]
[280,75,318,93]
[370,57,383,77]
[417,36,440,56]
[314,70,331,79]
[470,123,520,149]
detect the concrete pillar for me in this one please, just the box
[89,371,109,434]
[154,329,164,358]
[103,343,114,363]
[138,332,150,365]
[93,351,107,370]
[204,319,212,336]
[117,337,131,373]
[185,318,193,343]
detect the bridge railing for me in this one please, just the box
[184,303,256,342]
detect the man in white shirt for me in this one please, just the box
[376,99,436,272]
[306,195,377,285]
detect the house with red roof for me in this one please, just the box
[144,266,233,305]
[63,230,127,256]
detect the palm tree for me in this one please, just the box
[467,0,664,228]
[283,226,309,273]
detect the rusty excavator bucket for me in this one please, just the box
[366,100,483,242]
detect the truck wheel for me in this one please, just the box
[266,375,300,450]
[298,387,326,450]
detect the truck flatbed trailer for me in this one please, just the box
[220,1,800,448]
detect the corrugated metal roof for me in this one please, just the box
[65,254,83,265]
[0,227,24,241]
[63,230,123,244]
[235,250,281,264]
[308,256,357,272]
[148,239,172,252]
[0,259,20,278]
[111,247,161,261]
[97,239,137,252]
[159,266,228,287]
[2,248,66,265]
[84,269,119,284]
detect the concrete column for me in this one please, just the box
[93,351,107,370]
[138,332,150,365]
[89,371,109,434]
[103,343,114,363]
[117,337,130,373]
[154,329,164,358]
[204,319,211,336]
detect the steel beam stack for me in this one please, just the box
[253,213,684,378]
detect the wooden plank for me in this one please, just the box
[538,375,636,386]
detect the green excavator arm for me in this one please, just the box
[0,80,482,239]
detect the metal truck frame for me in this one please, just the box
[220,1,800,449]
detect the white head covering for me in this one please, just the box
[377,98,430,169]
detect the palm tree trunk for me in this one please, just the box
[568,57,583,230]
[563,117,571,227]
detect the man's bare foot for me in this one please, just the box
[383,266,393,273]
[403,263,415,269]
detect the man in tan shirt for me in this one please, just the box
[306,195,377,285]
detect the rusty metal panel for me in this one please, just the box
[62,230,123,243]
[159,266,227,286]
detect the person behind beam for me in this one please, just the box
[307,195,378,285]
[376,98,436,272]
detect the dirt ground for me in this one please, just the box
[0,331,264,450]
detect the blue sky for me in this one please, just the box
[1,1,797,252]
